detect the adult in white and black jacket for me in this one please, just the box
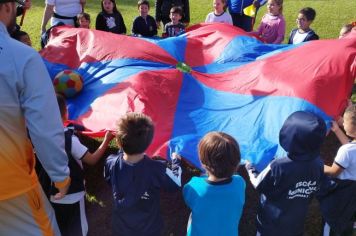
[246,111,326,236]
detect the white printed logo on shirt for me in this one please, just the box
[141,191,150,200]
[106,17,116,29]
[288,181,317,199]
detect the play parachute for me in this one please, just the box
[41,23,356,171]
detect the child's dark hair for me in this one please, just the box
[116,112,154,155]
[77,12,91,23]
[299,7,316,21]
[56,93,67,119]
[220,0,228,12]
[170,6,183,17]
[11,30,28,41]
[199,132,240,178]
[137,0,149,9]
[101,0,119,14]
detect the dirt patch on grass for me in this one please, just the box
[82,132,339,236]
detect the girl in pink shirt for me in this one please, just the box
[252,0,285,44]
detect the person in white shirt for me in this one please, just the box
[288,7,319,44]
[322,105,356,236]
[205,0,232,25]
[41,0,86,34]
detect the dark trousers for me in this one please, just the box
[321,217,355,236]
[52,200,85,236]
[229,12,255,32]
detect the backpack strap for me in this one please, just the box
[50,127,85,195]
[65,127,74,158]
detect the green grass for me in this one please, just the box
[21,0,355,50]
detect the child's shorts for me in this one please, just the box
[51,197,88,236]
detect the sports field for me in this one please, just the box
[21,0,355,50]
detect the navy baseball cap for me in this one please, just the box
[0,0,25,6]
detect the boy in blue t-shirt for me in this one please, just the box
[183,132,246,236]
[104,112,182,236]
[132,0,157,37]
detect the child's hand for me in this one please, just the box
[330,120,341,132]
[171,152,181,160]
[53,178,71,200]
[24,0,31,10]
[245,160,252,169]
[336,116,344,127]
[253,0,260,8]
[104,130,115,142]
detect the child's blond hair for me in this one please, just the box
[268,0,283,13]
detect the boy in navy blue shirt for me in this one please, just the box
[104,112,182,236]
[132,0,157,37]
[246,111,326,236]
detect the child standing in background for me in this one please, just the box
[104,112,182,236]
[163,6,186,37]
[155,0,190,28]
[132,0,157,37]
[320,105,356,236]
[183,132,245,236]
[205,0,233,25]
[77,12,91,29]
[95,0,126,34]
[11,30,32,47]
[288,7,319,44]
[251,0,285,44]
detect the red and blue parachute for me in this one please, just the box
[41,24,356,171]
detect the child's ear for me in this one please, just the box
[115,138,120,147]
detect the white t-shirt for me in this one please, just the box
[46,0,82,26]
[205,12,233,25]
[334,143,356,180]
[50,131,88,204]
[292,30,309,44]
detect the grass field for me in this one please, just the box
[21,0,356,50]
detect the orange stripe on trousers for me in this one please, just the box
[26,186,56,236]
